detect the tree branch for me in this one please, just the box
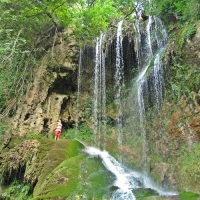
[45,11,58,27]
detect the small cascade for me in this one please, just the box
[133,15,154,169]
[85,146,137,200]
[132,13,142,71]
[115,20,125,145]
[131,9,168,170]
[75,48,83,136]
[146,15,153,58]
[93,34,107,146]
[76,2,173,196]
[137,80,147,169]
[153,49,165,108]
[153,16,168,48]
[84,146,178,199]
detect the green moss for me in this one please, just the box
[68,157,114,199]
[33,147,114,200]
[179,192,200,200]
[33,155,85,199]
[33,139,84,196]
[134,188,159,199]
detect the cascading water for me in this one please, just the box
[153,49,165,108]
[84,146,178,199]
[115,20,125,146]
[132,13,168,170]
[93,34,107,146]
[76,48,83,135]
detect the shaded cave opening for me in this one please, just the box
[60,96,76,130]
[48,73,77,95]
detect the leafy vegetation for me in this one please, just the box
[1,180,31,200]
[63,124,94,142]
[150,0,200,22]
[178,22,196,48]
[165,56,200,100]
[0,124,6,139]
[178,144,200,192]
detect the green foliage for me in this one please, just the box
[1,180,31,200]
[166,58,200,100]
[0,124,6,139]
[63,125,94,142]
[178,23,196,48]
[74,0,123,42]
[178,144,200,190]
[0,119,8,139]
[150,0,200,22]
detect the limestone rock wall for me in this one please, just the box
[11,30,79,137]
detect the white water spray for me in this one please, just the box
[84,146,178,199]
[75,48,83,136]
[93,34,107,145]
[115,20,125,145]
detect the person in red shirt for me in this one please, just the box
[55,120,62,140]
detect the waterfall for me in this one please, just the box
[76,2,174,197]
[93,34,107,146]
[133,15,154,170]
[84,146,178,199]
[115,20,124,145]
[131,13,168,170]
[153,49,165,109]
[75,48,83,136]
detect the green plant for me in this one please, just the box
[165,57,200,101]
[1,180,31,200]
[150,0,200,22]
[179,23,196,48]
[63,124,94,142]
[0,124,6,139]
[178,144,200,191]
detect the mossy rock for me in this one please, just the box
[33,144,114,200]
[133,188,159,199]
[179,192,200,200]
[31,138,115,199]
[33,139,85,197]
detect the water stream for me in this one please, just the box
[93,34,107,146]
[75,48,83,136]
[115,20,124,146]
[84,146,178,200]
[132,13,168,170]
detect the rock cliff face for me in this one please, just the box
[10,24,137,137]
[11,29,79,137]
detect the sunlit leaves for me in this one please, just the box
[75,0,122,41]
[150,0,200,22]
